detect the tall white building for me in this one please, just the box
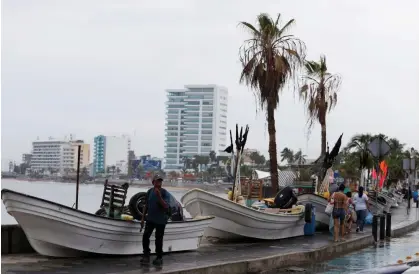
[31,139,86,172]
[93,135,131,175]
[164,85,228,171]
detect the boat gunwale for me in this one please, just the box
[181,188,305,219]
[297,193,328,202]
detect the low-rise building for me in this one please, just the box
[70,140,90,169]
[30,138,90,173]
[21,154,32,165]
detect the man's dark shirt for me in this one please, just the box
[146,188,169,225]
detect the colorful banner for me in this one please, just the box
[378,161,388,189]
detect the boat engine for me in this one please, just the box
[274,186,298,209]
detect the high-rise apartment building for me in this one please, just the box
[93,135,131,175]
[164,85,228,171]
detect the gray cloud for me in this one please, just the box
[2,0,418,167]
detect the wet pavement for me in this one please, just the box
[275,227,419,274]
[2,207,418,274]
[2,230,369,274]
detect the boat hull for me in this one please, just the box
[298,194,329,229]
[1,189,213,257]
[379,193,397,209]
[181,188,307,240]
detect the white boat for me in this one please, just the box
[181,188,312,240]
[1,189,213,257]
[297,193,329,228]
[378,193,398,208]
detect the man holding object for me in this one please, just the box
[140,174,169,266]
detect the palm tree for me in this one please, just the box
[346,134,374,167]
[294,149,307,165]
[345,134,374,187]
[209,151,217,164]
[239,13,306,193]
[280,147,295,164]
[300,55,341,155]
[387,137,404,155]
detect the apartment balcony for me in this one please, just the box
[183,142,198,147]
[165,132,181,137]
[183,132,199,136]
[166,106,186,111]
[184,121,199,125]
[166,128,180,133]
[184,108,200,112]
[166,116,180,121]
[165,100,185,105]
[165,139,179,143]
[201,108,213,112]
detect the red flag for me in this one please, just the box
[378,161,388,189]
[372,169,377,179]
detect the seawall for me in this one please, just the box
[1,225,34,255]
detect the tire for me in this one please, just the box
[95,208,107,216]
[128,192,147,220]
[304,203,313,223]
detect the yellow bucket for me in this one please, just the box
[121,214,133,221]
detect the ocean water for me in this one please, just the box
[1,179,193,224]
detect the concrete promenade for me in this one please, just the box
[2,207,418,274]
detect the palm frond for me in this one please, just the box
[299,55,341,131]
[239,14,306,115]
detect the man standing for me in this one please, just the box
[140,174,169,266]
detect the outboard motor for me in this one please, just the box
[274,186,298,209]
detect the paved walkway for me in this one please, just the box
[2,207,418,274]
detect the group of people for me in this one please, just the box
[329,184,371,242]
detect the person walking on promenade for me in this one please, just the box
[353,186,370,233]
[330,184,348,242]
[345,191,355,233]
[140,174,170,266]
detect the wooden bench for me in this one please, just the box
[99,180,129,218]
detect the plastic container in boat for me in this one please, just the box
[121,214,134,221]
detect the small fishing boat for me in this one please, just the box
[368,190,392,213]
[379,192,398,208]
[297,193,329,228]
[1,189,213,257]
[181,188,313,240]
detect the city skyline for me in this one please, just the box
[2,1,418,167]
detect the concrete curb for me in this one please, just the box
[392,219,419,237]
[161,218,419,274]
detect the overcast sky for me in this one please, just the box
[2,0,419,168]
